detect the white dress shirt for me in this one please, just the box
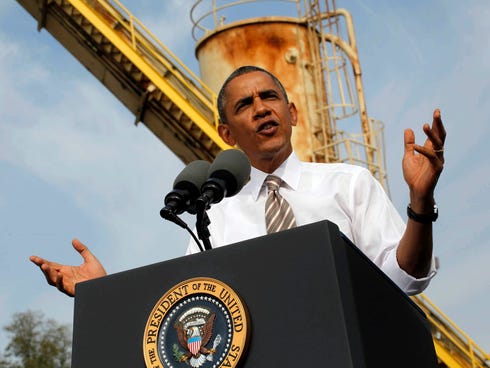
[187,152,436,295]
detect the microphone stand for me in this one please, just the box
[195,196,213,251]
[160,208,205,252]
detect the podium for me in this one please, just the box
[72,220,437,367]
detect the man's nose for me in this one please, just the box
[253,97,270,118]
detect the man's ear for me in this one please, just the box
[218,123,237,146]
[288,102,298,127]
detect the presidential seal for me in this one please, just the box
[143,277,249,368]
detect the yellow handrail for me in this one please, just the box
[413,294,489,367]
[89,0,220,128]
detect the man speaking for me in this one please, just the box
[30,66,446,296]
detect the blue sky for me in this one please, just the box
[1,0,489,354]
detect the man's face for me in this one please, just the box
[218,71,297,171]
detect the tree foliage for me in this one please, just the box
[0,310,71,368]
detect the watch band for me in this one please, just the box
[407,204,438,223]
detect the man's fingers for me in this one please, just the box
[433,108,441,120]
[30,242,82,297]
[413,144,437,160]
[56,272,63,291]
[71,238,86,252]
[404,128,416,156]
[418,109,446,155]
[30,255,58,272]
[39,263,59,287]
[30,256,64,286]
[29,255,45,266]
[413,144,444,171]
[55,272,74,297]
[423,124,444,150]
[56,272,66,294]
[431,108,446,145]
[72,238,96,263]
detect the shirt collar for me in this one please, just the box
[246,152,301,201]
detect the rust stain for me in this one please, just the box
[196,19,320,161]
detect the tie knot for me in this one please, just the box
[265,175,282,192]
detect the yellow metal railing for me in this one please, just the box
[413,294,490,367]
[89,0,220,127]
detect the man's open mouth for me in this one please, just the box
[256,121,279,133]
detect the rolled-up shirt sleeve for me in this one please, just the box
[349,168,437,295]
[382,249,437,295]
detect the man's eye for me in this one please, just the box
[236,103,246,112]
[236,101,251,112]
[262,92,278,100]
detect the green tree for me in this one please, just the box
[0,310,71,368]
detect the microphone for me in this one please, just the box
[160,160,211,222]
[197,149,251,208]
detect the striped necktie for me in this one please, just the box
[264,175,296,233]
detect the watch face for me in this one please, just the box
[431,204,438,221]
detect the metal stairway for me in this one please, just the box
[15,1,489,366]
[413,294,489,367]
[17,0,230,164]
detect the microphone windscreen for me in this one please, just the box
[208,149,251,197]
[174,160,211,199]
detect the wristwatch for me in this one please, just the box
[407,204,438,223]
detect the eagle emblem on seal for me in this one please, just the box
[173,307,222,367]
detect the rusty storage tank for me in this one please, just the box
[192,8,322,162]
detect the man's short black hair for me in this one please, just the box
[217,66,289,124]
